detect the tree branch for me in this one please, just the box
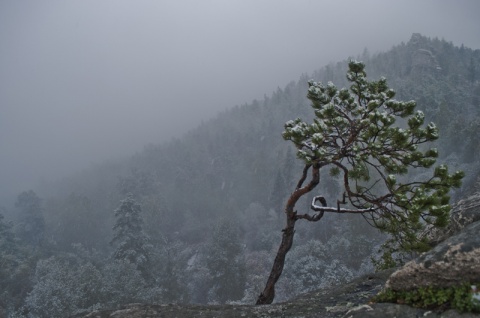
[311,195,375,214]
[296,164,312,189]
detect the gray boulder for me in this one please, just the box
[387,220,480,291]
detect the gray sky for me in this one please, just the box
[1,0,479,199]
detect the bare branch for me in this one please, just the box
[296,212,324,222]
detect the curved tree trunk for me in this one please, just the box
[256,163,320,305]
[255,214,296,305]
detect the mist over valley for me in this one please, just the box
[1,1,480,316]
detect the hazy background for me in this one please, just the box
[1,0,480,199]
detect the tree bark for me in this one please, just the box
[256,164,320,305]
[256,213,296,305]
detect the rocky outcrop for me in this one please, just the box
[410,33,442,72]
[387,220,480,291]
[349,226,480,316]
[369,188,480,317]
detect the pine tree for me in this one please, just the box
[256,61,464,305]
[110,194,152,278]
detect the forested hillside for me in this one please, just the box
[1,34,479,317]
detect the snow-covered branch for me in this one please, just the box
[310,195,376,214]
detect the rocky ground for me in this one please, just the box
[74,269,394,318]
[75,267,477,318]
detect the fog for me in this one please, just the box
[1,0,479,199]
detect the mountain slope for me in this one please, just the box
[7,34,479,315]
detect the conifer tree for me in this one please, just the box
[256,61,464,305]
[110,194,152,278]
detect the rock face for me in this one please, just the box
[387,220,480,291]
[386,187,480,291]
[409,33,442,73]
[352,185,480,317]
